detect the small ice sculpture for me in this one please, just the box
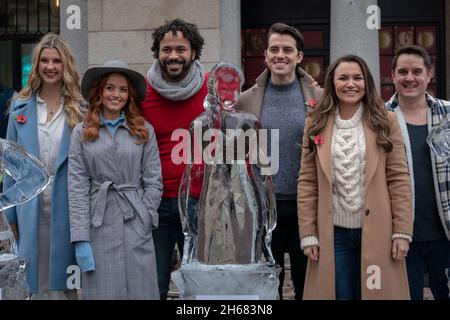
[0,139,50,300]
[427,114,450,160]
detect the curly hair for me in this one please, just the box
[151,18,204,60]
[16,33,84,128]
[307,55,392,156]
[82,73,149,144]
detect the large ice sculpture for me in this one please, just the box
[0,139,50,300]
[172,62,280,300]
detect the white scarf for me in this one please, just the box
[147,60,205,101]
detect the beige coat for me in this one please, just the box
[237,67,324,116]
[297,111,413,300]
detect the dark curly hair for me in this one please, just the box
[151,18,205,60]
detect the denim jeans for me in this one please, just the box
[152,197,184,300]
[334,226,362,300]
[271,200,307,300]
[406,238,450,300]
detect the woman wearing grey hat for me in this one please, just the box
[68,60,162,299]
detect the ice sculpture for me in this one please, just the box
[172,62,280,300]
[427,114,450,160]
[446,268,450,299]
[0,139,50,300]
[426,114,450,231]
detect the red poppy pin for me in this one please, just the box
[310,133,324,146]
[305,99,317,108]
[15,114,27,124]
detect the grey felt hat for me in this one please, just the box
[81,60,147,102]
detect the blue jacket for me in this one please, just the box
[4,93,76,293]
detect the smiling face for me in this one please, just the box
[158,31,196,82]
[101,73,129,120]
[392,53,432,103]
[38,48,64,87]
[265,33,303,85]
[333,61,366,110]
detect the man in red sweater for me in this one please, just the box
[140,18,207,300]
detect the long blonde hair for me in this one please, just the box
[16,33,84,128]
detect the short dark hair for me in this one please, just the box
[267,23,304,51]
[392,45,432,71]
[151,18,205,60]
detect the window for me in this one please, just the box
[379,24,440,100]
[0,0,60,91]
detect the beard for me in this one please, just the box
[160,58,193,82]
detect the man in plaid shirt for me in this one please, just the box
[386,45,450,300]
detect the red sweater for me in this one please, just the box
[141,77,208,198]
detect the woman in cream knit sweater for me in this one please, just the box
[297,55,413,300]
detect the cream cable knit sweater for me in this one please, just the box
[331,104,366,229]
[301,105,365,250]
[300,105,412,249]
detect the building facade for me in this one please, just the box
[1,0,449,99]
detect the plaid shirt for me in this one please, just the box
[386,92,450,240]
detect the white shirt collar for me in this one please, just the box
[36,94,64,125]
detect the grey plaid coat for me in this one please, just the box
[386,93,450,240]
[68,121,162,299]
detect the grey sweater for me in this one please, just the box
[260,79,306,200]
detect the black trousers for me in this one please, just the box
[271,199,308,300]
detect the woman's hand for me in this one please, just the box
[303,245,319,261]
[392,238,409,261]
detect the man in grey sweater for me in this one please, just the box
[237,22,323,300]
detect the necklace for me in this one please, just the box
[47,101,60,116]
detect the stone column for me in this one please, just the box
[220,0,241,68]
[330,0,380,92]
[60,0,89,75]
